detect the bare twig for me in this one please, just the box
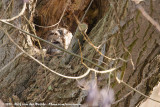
[0,0,13,18]
[24,16,48,82]
[115,69,160,104]
[109,0,135,71]
[34,0,69,28]
[0,52,23,72]
[23,16,42,49]
[120,80,160,103]
[0,26,90,79]
[132,0,160,32]
[81,0,94,22]
[0,20,109,70]
[78,39,118,74]
[75,17,127,62]
[74,0,94,36]
[1,2,26,22]
[0,26,118,79]
[114,67,158,104]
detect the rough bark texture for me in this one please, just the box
[0,0,160,107]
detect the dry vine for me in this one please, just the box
[0,0,160,106]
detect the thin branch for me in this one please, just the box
[109,0,135,71]
[110,0,160,104]
[132,0,160,33]
[81,0,94,22]
[34,0,69,28]
[114,67,159,104]
[121,80,160,103]
[115,72,160,104]
[0,26,118,80]
[78,39,118,74]
[73,0,94,36]
[93,58,109,67]
[1,2,26,22]
[0,26,91,79]
[75,17,127,62]
[91,68,118,74]
[0,0,13,18]
[0,52,23,72]
[0,20,107,70]
[95,38,106,70]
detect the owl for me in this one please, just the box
[43,28,73,55]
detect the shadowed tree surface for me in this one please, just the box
[0,0,159,107]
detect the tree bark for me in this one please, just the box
[0,0,159,107]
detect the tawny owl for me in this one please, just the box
[43,28,73,55]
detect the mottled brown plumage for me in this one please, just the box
[43,28,73,55]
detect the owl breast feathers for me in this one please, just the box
[43,28,73,55]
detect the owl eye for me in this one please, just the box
[58,30,63,35]
[52,32,58,35]
[53,41,60,44]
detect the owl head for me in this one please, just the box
[44,28,73,55]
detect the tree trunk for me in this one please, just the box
[0,0,159,107]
